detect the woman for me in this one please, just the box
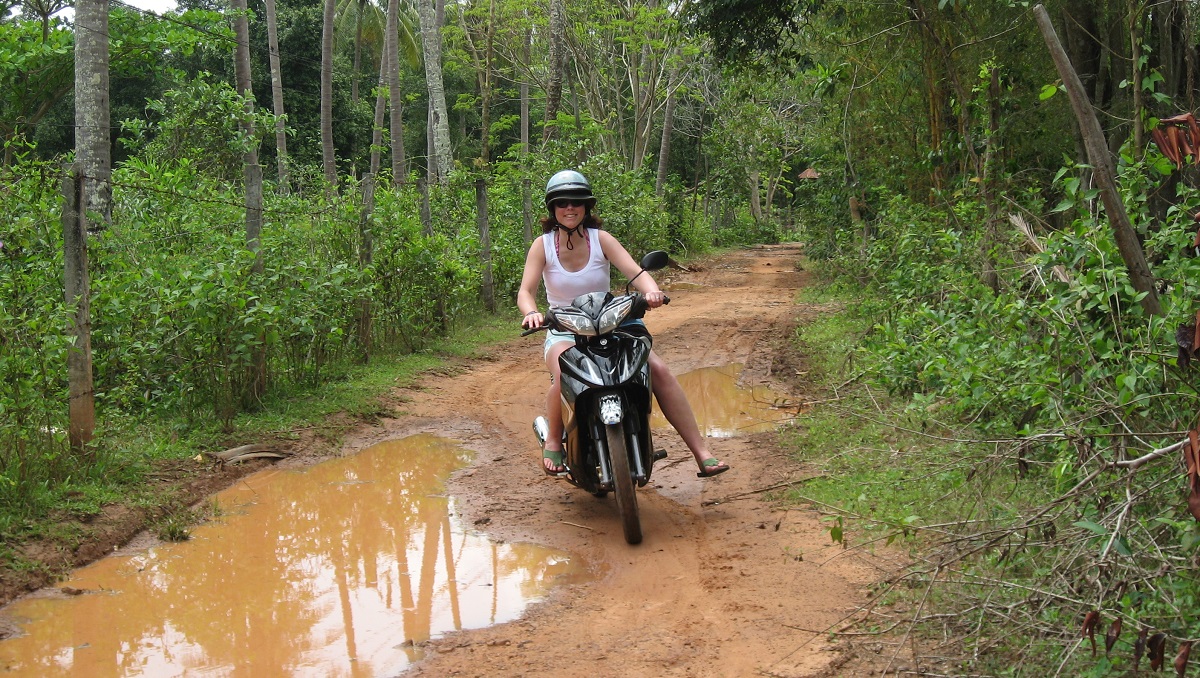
[517,169,730,478]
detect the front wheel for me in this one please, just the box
[606,421,642,544]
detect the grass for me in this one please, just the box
[776,283,1087,675]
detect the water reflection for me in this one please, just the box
[0,434,583,676]
[652,364,790,437]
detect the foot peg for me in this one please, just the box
[652,448,667,462]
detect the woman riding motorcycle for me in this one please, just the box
[516,170,730,478]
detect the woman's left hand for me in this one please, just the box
[644,291,666,308]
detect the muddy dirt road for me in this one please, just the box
[344,244,886,677]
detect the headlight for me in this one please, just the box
[554,309,596,336]
[596,296,633,334]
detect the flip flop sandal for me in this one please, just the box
[543,448,567,476]
[697,458,730,478]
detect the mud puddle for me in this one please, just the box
[0,434,583,677]
[651,363,791,437]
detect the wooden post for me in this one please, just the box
[476,178,496,313]
[62,166,95,453]
[1033,4,1161,316]
[357,174,376,363]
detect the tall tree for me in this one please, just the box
[335,0,385,106]
[542,0,565,143]
[321,0,339,187]
[67,0,108,452]
[232,0,267,401]
[74,0,111,226]
[417,0,452,185]
[386,0,407,184]
[460,0,498,311]
[264,0,290,193]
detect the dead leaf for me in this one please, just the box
[1150,632,1167,671]
[1175,640,1191,678]
[1105,617,1122,656]
[1135,627,1149,672]
[1081,610,1100,656]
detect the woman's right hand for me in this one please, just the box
[522,311,543,330]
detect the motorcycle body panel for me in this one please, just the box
[557,329,655,494]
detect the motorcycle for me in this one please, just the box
[523,250,671,544]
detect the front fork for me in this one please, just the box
[593,393,646,485]
[535,394,650,488]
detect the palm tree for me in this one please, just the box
[320,0,337,187]
[264,0,289,193]
[416,0,451,185]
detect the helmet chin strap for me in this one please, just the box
[554,221,586,251]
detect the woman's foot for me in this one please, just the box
[696,457,730,478]
[543,448,566,475]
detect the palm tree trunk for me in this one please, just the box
[321,0,339,187]
[232,0,267,402]
[75,0,111,227]
[264,0,290,193]
[417,0,452,185]
[386,0,406,185]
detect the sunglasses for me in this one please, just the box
[552,198,587,209]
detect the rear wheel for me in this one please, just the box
[606,421,641,544]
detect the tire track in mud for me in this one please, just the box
[352,244,886,677]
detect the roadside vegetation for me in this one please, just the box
[8,0,1200,673]
[787,167,1200,675]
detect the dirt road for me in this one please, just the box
[343,244,884,677]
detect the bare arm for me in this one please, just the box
[598,231,666,307]
[518,237,548,328]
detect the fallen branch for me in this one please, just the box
[206,443,290,463]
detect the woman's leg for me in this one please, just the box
[542,342,571,473]
[648,351,728,474]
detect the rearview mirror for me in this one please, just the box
[640,250,669,272]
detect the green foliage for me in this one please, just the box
[119,73,282,184]
[793,148,1200,671]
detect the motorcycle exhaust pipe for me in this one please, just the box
[533,416,550,448]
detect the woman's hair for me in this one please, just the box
[539,211,604,234]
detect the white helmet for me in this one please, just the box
[544,170,596,208]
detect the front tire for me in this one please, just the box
[606,421,642,544]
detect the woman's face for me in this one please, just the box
[553,198,586,229]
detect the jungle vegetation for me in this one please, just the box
[6,0,1200,673]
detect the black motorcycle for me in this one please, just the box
[524,251,670,544]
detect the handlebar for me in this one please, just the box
[519,292,670,335]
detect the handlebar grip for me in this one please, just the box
[663,294,670,305]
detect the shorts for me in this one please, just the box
[543,319,648,359]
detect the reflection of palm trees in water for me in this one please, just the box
[0,434,581,675]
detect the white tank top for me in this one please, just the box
[542,228,610,308]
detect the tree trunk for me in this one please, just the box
[74,0,111,228]
[369,47,388,177]
[520,24,533,244]
[1129,1,1145,157]
[62,169,95,454]
[1034,4,1160,316]
[476,178,495,312]
[357,174,375,363]
[542,0,565,143]
[655,85,677,196]
[321,0,338,188]
[748,171,762,222]
[386,0,406,185]
[264,0,290,193]
[351,7,364,105]
[233,0,267,403]
[417,0,452,185]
